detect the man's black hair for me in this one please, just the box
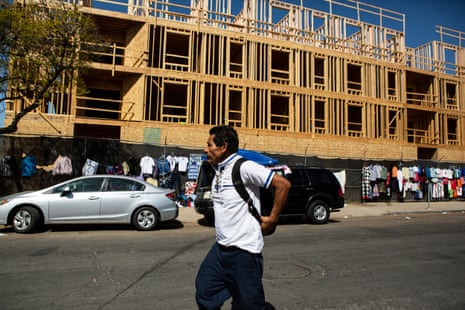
[209,126,239,154]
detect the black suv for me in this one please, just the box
[194,162,344,224]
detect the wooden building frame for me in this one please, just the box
[5,0,465,162]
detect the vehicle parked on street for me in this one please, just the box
[0,175,178,233]
[275,166,345,223]
[194,164,344,224]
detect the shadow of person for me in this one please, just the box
[229,299,275,309]
[198,217,215,227]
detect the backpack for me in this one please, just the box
[232,158,276,236]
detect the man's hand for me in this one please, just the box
[260,216,277,235]
[259,174,290,235]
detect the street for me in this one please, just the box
[1,212,464,310]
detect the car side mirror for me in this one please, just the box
[61,186,72,196]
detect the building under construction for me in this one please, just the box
[5,0,465,163]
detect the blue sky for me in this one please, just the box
[362,0,465,47]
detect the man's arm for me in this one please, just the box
[260,174,291,234]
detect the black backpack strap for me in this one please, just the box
[232,158,248,201]
[232,158,262,224]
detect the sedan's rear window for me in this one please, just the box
[106,178,145,191]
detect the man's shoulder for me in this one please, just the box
[233,157,264,173]
[236,158,274,186]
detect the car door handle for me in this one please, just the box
[130,194,141,198]
[88,196,100,200]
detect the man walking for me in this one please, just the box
[195,126,291,309]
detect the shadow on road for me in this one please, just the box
[0,219,185,234]
[195,214,342,229]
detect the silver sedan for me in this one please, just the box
[0,175,178,233]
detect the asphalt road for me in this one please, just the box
[1,212,464,310]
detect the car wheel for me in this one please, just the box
[204,209,215,226]
[306,200,330,224]
[13,206,41,233]
[132,207,159,231]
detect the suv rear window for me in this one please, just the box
[285,169,302,185]
[307,169,332,185]
[287,168,337,187]
[287,169,316,186]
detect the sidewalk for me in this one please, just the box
[332,200,465,220]
[179,200,465,224]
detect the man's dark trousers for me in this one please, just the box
[195,242,264,310]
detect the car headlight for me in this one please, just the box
[0,199,10,205]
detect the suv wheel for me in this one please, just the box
[306,200,330,224]
[204,209,215,226]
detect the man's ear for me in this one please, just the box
[221,142,228,153]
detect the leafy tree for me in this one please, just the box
[0,0,98,134]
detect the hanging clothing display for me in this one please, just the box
[157,157,170,177]
[361,166,371,200]
[166,154,177,172]
[333,170,346,194]
[140,155,156,176]
[187,160,200,180]
[361,164,390,200]
[362,164,465,202]
[52,155,73,175]
[82,159,99,176]
[177,155,189,173]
